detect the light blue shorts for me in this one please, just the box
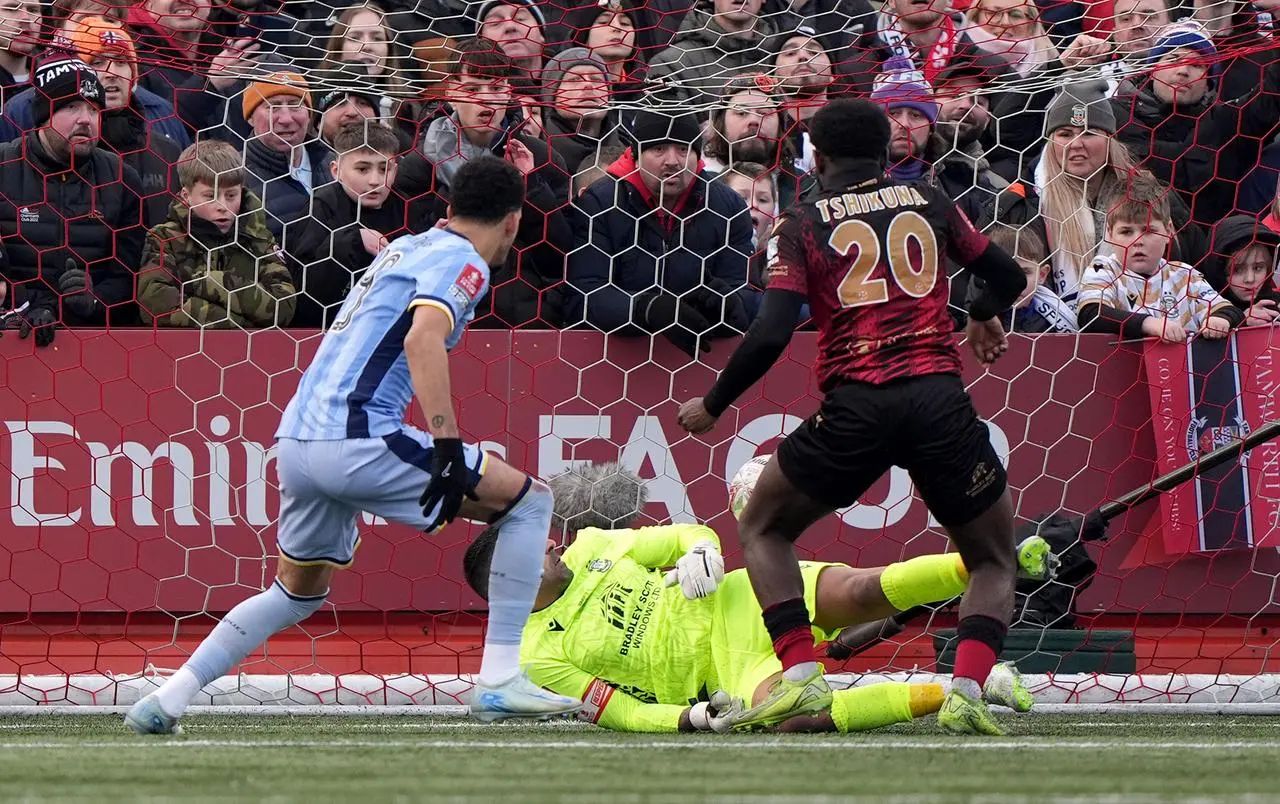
[275,427,489,567]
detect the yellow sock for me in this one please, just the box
[909,682,946,717]
[830,683,915,733]
[878,554,968,611]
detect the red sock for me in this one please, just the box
[953,638,998,687]
[772,627,817,671]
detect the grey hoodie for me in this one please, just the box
[647,7,780,111]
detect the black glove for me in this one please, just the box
[687,280,749,334]
[639,290,712,358]
[418,438,472,532]
[19,306,56,347]
[59,262,97,321]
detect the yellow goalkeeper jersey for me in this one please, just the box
[521,524,719,726]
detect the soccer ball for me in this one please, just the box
[729,455,771,521]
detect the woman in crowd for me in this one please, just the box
[319,2,406,117]
[1202,215,1280,326]
[1007,80,1205,311]
[558,0,660,104]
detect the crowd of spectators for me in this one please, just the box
[0,0,1278,355]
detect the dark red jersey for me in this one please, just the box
[765,175,989,390]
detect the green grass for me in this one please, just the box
[0,714,1278,803]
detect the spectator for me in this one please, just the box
[414,37,571,327]
[703,74,800,208]
[559,0,661,103]
[0,0,40,105]
[1079,174,1241,341]
[762,0,876,92]
[0,58,144,346]
[716,161,777,288]
[647,0,781,109]
[319,2,404,117]
[290,124,432,328]
[871,67,943,184]
[773,25,834,132]
[570,144,626,198]
[475,0,547,96]
[842,0,994,95]
[62,16,181,226]
[313,66,381,149]
[0,16,190,148]
[241,72,333,256]
[51,0,126,26]
[965,0,1060,78]
[1112,21,1280,226]
[1058,0,1170,82]
[1029,80,1204,309]
[933,57,1014,209]
[138,139,296,328]
[535,48,622,177]
[974,224,1079,332]
[1202,215,1280,326]
[568,110,757,357]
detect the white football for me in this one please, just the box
[729,455,772,521]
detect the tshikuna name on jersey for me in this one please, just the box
[814,186,931,223]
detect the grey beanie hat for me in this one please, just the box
[542,46,610,103]
[1043,79,1117,136]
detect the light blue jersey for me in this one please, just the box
[277,228,491,441]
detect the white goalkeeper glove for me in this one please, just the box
[663,541,724,599]
[688,690,740,734]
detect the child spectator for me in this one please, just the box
[716,161,776,291]
[981,225,1078,333]
[1078,176,1241,343]
[290,123,432,328]
[138,140,297,329]
[1203,216,1280,328]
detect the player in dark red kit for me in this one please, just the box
[677,98,1028,735]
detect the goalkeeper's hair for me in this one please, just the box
[548,462,648,537]
[462,463,648,599]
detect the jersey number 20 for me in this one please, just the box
[829,211,939,308]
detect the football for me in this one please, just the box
[729,455,771,521]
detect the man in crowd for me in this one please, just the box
[773,25,834,171]
[0,0,40,104]
[413,37,571,327]
[647,0,781,109]
[1059,0,1171,83]
[702,75,803,209]
[842,0,992,95]
[0,57,144,346]
[568,110,757,358]
[537,47,623,178]
[240,72,334,259]
[313,66,381,150]
[873,66,942,185]
[475,0,548,95]
[933,58,1014,212]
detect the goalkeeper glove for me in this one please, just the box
[688,691,740,734]
[663,541,724,599]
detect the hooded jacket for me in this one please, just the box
[1112,71,1280,226]
[138,190,296,328]
[646,8,780,109]
[566,148,758,332]
[1201,215,1280,310]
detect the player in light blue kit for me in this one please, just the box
[127,156,582,733]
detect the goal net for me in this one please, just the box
[0,0,1278,714]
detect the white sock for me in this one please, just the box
[153,667,203,718]
[153,580,327,718]
[478,643,522,687]
[783,661,820,683]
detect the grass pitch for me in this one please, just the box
[0,714,1278,803]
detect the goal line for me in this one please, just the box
[1,673,1278,713]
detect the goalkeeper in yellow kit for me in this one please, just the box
[462,464,1052,733]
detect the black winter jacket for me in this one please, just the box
[1201,214,1280,309]
[100,104,181,228]
[0,133,145,324]
[288,167,438,329]
[567,150,759,333]
[242,137,335,258]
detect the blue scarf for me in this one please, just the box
[889,158,928,181]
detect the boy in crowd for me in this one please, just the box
[1078,175,1241,342]
[977,226,1078,334]
[138,140,297,328]
[1203,216,1280,328]
[716,162,777,290]
[290,123,430,328]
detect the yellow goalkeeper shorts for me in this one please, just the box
[707,561,842,704]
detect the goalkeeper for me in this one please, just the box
[462,463,1053,734]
